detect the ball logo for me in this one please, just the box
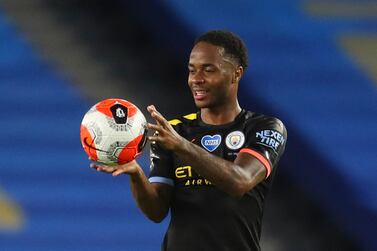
[110,104,128,124]
[225,131,245,150]
[201,134,222,152]
[116,107,126,118]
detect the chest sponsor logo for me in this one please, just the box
[175,166,212,186]
[225,131,245,150]
[255,129,285,152]
[201,134,221,152]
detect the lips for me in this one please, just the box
[193,89,208,101]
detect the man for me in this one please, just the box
[92,30,287,251]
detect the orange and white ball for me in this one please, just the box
[80,98,147,165]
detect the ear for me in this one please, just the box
[233,66,244,84]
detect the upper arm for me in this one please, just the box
[234,152,267,190]
[149,141,175,185]
[148,141,174,210]
[233,117,287,192]
[151,182,173,209]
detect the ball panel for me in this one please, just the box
[127,109,147,147]
[81,111,107,147]
[95,99,138,119]
[80,125,98,161]
[117,134,144,164]
[95,135,117,165]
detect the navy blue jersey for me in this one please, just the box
[149,110,287,251]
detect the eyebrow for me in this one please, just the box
[188,63,216,68]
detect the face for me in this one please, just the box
[188,42,241,109]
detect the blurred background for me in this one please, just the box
[0,0,376,250]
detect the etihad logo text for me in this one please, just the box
[175,166,212,186]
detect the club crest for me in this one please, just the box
[201,134,222,152]
[225,131,245,150]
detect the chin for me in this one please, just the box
[195,101,215,110]
[194,100,207,109]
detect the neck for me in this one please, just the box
[200,101,242,125]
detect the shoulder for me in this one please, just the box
[168,112,198,125]
[244,111,286,132]
[168,112,199,131]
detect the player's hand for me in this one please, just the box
[147,105,186,152]
[90,160,140,176]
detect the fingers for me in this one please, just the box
[147,105,168,127]
[146,105,178,148]
[148,135,159,142]
[147,123,162,131]
[90,160,139,177]
[146,105,156,113]
[90,163,115,173]
[147,123,161,143]
[90,163,127,176]
[112,168,126,177]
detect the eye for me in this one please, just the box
[204,67,215,73]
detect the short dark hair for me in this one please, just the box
[194,30,248,69]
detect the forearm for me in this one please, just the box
[175,139,259,197]
[129,167,169,222]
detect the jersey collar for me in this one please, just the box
[197,109,246,128]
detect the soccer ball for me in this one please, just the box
[80,98,147,165]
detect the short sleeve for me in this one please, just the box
[240,117,287,179]
[148,141,175,186]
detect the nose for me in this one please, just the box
[189,71,205,85]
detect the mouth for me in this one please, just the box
[193,90,208,101]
